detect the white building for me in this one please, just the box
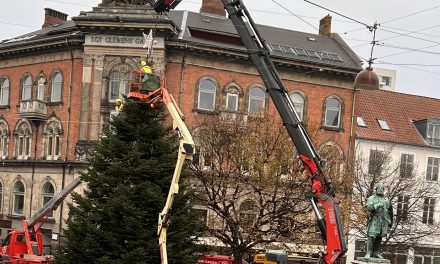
[373,68,397,91]
[346,89,440,264]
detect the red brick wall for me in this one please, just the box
[165,61,354,158]
[0,57,83,161]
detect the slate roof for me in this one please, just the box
[1,6,363,72]
[356,89,440,146]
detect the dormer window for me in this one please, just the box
[427,123,440,147]
[377,119,390,130]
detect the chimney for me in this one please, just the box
[200,0,226,17]
[42,8,68,28]
[319,15,332,37]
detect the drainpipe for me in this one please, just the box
[178,43,187,109]
[29,164,35,218]
[64,38,73,161]
[347,86,357,163]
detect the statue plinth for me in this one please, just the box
[354,257,391,263]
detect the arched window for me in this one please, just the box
[324,97,342,128]
[0,78,9,106]
[21,75,32,101]
[248,86,265,113]
[225,85,240,112]
[240,199,257,227]
[12,181,25,215]
[289,92,305,121]
[42,182,55,218]
[15,121,31,160]
[108,71,129,102]
[0,122,9,159]
[198,78,217,111]
[45,120,62,160]
[37,77,46,101]
[51,72,62,102]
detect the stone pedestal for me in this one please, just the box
[353,257,391,263]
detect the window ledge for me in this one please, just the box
[46,218,56,224]
[0,105,9,109]
[321,126,344,132]
[193,108,218,115]
[7,214,25,220]
[47,102,63,106]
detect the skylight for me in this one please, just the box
[377,119,390,130]
[357,116,367,127]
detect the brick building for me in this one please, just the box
[0,0,362,253]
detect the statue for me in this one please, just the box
[357,183,393,263]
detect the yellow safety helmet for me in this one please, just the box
[115,98,123,111]
[140,60,147,66]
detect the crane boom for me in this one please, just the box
[127,80,195,264]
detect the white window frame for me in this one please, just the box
[426,157,439,181]
[37,77,45,101]
[0,130,8,159]
[427,123,440,146]
[22,76,32,101]
[324,98,342,128]
[396,195,409,222]
[108,72,129,102]
[289,92,305,121]
[12,181,25,216]
[378,119,391,130]
[51,72,62,102]
[198,79,216,111]
[0,78,9,106]
[357,116,366,127]
[226,93,238,112]
[422,198,435,225]
[400,153,414,178]
[248,86,265,113]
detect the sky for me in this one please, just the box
[1,0,439,99]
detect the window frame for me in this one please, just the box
[21,75,32,101]
[396,195,409,222]
[289,91,305,121]
[15,121,32,160]
[226,93,238,112]
[422,198,435,225]
[400,153,414,178]
[426,157,439,181]
[45,120,62,160]
[108,71,130,102]
[197,78,217,111]
[368,149,384,175]
[12,181,25,216]
[427,123,440,147]
[50,71,63,103]
[37,77,46,101]
[42,182,55,218]
[0,77,10,106]
[324,97,342,128]
[248,86,266,113]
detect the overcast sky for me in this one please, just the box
[1,0,439,99]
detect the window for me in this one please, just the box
[42,182,55,218]
[108,71,129,102]
[368,149,384,175]
[21,75,32,101]
[324,98,341,128]
[380,76,392,86]
[15,122,31,160]
[37,77,45,101]
[427,123,440,147]
[12,181,25,215]
[51,72,62,102]
[0,78,9,106]
[400,154,414,178]
[378,119,391,130]
[45,121,61,160]
[426,157,439,181]
[198,78,216,111]
[396,196,409,222]
[0,122,9,159]
[240,199,257,227]
[248,86,265,113]
[357,116,366,127]
[289,92,305,121]
[226,93,238,112]
[422,198,435,225]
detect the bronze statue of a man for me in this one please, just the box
[364,183,393,259]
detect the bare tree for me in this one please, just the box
[191,110,315,263]
[350,144,440,247]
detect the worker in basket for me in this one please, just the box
[140,59,161,93]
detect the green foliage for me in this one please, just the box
[55,102,202,264]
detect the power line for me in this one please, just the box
[375,61,440,67]
[378,43,440,59]
[381,25,440,39]
[0,21,39,28]
[44,0,92,7]
[271,0,318,31]
[381,4,440,24]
